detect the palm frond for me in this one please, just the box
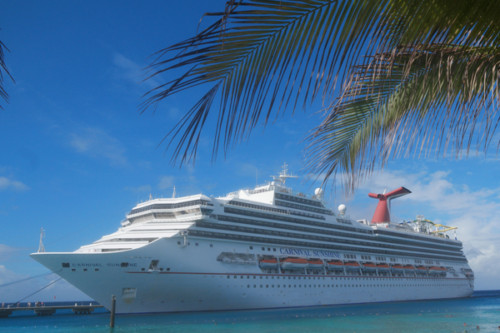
[308,45,500,191]
[0,40,14,110]
[145,0,500,189]
[144,0,388,164]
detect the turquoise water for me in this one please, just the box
[1,291,499,332]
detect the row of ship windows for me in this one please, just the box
[128,200,212,215]
[96,238,158,243]
[227,202,326,221]
[254,247,441,264]
[223,206,369,235]
[174,240,448,266]
[226,275,449,281]
[196,221,462,258]
[130,209,202,223]
[376,228,459,247]
[240,283,461,289]
[227,204,460,248]
[222,207,458,251]
[228,200,287,214]
[274,199,333,216]
[249,246,444,265]
[188,229,467,262]
[274,192,324,208]
[221,209,373,239]
[70,267,174,272]
[217,215,460,251]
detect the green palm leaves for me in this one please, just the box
[310,45,500,189]
[145,0,500,189]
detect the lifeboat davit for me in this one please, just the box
[259,258,278,269]
[281,258,308,270]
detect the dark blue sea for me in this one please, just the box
[1,291,499,332]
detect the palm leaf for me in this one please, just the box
[308,44,500,191]
[144,0,388,163]
[0,40,14,110]
[145,0,500,189]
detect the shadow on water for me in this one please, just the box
[1,291,499,332]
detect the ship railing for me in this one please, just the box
[383,222,458,241]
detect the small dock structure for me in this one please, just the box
[0,303,104,317]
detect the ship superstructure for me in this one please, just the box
[31,165,473,314]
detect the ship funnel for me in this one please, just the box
[368,187,411,224]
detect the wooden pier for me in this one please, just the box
[0,304,105,317]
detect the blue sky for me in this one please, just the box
[1,1,499,302]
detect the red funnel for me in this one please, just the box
[368,187,411,223]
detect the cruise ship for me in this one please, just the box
[31,165,474,314]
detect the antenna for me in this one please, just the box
[38,227,45,253]
[273,162,298,185]
[172,186,176,198]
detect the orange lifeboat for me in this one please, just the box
[281,258,308,270]
[403,265,415,270]
[344,261,361,270]
[428,266,447,275]
[259,258,278,269]
[429,266,446,271]
[391,264,404,271]
[307,259,324,269]
[376,263,390,270]
[326,260,344,271]
[362,262,377,271]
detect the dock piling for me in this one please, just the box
[110,295,116,328]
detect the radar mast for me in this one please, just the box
[273,162,297,185]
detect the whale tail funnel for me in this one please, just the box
[368,187,411,224]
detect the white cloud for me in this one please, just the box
[69,127,127,166]
[0,176,28,191]
[0,244,21,261]
[0,265,22,286]
[113,53,159,90]
[158,175,175,190]
[125,185,152,193]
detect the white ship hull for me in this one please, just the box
[31,237,473,314]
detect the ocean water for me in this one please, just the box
[1,291,499,333]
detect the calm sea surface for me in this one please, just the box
[1,291,499,333]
